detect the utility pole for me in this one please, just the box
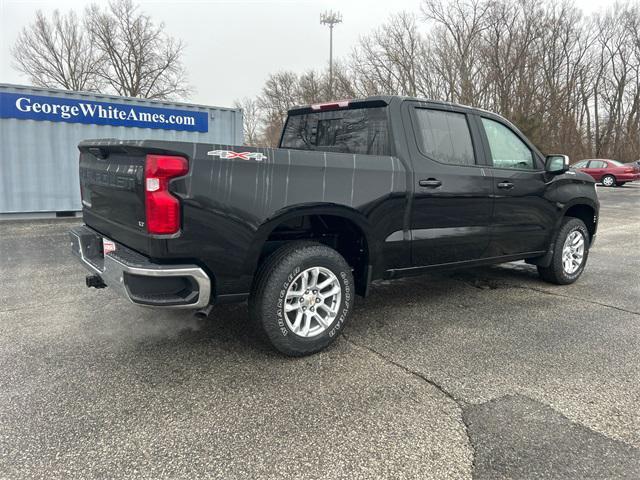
[320,10,342,99]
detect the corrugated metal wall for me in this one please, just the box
[0,84,243,214]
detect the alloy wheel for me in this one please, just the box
[283,266,342,338]
[562,230,585,275]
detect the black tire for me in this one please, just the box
[537,217,590,285]
[249,241,355,356]
[601,174,616,187]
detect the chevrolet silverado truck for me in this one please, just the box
[70,96,599,356]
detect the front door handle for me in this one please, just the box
[419,178,442,188]
[497,181,514,190]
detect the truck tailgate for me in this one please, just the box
[79,143,146,233]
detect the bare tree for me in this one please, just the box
[350,13,430,97]
[85,0,190,99]
[330,61,359,99]
[233,97,263,146]
[12,0,190,100]
[257,71,302,145]
[12,10,103,91]
[422,0,490,104]
[591,3,640,160]
[298,70,332,104]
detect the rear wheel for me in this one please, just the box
[249,242,354,356]
[601,174,616,187]
[537,217,590,285]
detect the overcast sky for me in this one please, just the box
[0,0,621,107]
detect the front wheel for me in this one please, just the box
[249,242,354,356]
[601,174,616,187]
[537,217,590,285]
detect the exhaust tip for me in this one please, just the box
[194,305,214,319]
[86,274,107,289]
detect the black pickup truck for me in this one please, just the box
[70,96,599,356]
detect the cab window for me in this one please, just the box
[413,108,476,166]
[481,118,536,170]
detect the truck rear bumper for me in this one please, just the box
[69,225,211,309]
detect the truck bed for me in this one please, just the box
[79,139,408,297]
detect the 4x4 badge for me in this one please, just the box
[207,150,267,162]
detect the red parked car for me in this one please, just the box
[572,159,640,187]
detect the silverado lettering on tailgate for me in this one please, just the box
[80,168,139,191]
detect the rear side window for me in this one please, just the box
[414,108,476,166]
[482,118,536,170]
[280,107,390,156]
[588,160,607,168]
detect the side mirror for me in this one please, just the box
[545,154,570,174]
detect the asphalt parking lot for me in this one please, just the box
[1,184,639,479]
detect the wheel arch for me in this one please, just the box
[528,198,597,269]
[245,204,376,296]
[561,200,597,241]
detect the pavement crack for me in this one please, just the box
[342,333,477,473]
[511,284,640,316]
[453,276,640,316]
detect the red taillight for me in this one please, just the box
[144,154,188,235]
[624,167,633,173]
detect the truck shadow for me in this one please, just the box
[112,261,550,384]
[163,262,542,354]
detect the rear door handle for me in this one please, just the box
[497,181,514,190]
[419,179,442,188]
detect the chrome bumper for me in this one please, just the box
[69,225,211,309]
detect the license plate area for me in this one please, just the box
[102,238,116,255]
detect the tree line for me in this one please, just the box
[12,0,190,100]
[242,0,640,163]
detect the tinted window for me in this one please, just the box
[572,160,589,168]
[414,108,475,166]
[588,160,606,168]
[482,118,535,170]
[281,107,390,156]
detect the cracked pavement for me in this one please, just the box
[1,184,639,479]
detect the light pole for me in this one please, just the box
[320,10,342,99]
